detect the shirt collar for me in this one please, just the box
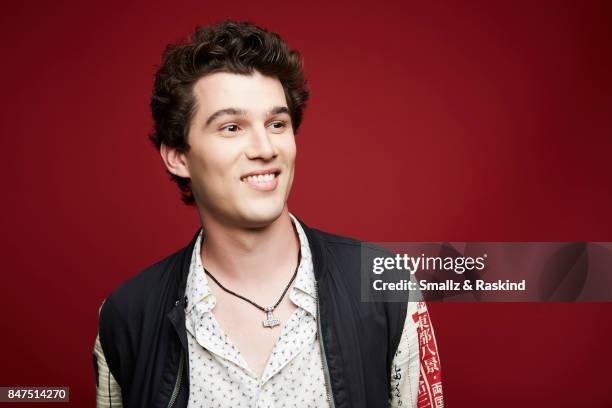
[184,213,316,316]
[185,230,214,315]
[289,213,316,300]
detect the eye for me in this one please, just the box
[268,121,287,131]
[220,124,240,133]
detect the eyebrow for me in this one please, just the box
[204,106,290,127]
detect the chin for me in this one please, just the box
[239,202,286,229]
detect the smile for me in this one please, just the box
[240,169,281,191]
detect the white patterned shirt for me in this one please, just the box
[184,215,330,407]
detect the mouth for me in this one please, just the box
[240,168,281,191]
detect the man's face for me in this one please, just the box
[181,71,296,228]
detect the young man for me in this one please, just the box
[93,21,443,408]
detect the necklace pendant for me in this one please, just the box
[262,307,280,328]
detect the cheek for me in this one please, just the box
[282,138,297,189]
[188,145,237,190]
[280,135,297,165]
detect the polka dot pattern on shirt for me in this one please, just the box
[184,214,330,408]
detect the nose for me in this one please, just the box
[245,125,278,161]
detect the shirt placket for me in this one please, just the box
[189,301,254,376]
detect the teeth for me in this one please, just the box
[243,173,276,183]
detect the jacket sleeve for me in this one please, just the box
[389,301,443,408]
[93,300,124,407]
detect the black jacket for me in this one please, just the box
[96,218,408,407]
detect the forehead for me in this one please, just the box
[192,71,287,116]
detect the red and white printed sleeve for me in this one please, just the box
[389,301,444,408]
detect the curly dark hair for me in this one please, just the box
[149,20,310,206]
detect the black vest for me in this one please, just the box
[97,218,407,407]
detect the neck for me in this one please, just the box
[198,207,300,285]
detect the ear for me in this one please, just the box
[160,143,190,178]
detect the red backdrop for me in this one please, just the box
[1,0,611,406]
